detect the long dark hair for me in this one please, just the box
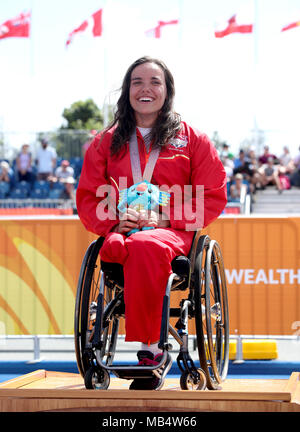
[104,56,181,156]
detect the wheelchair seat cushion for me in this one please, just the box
[101,261,124,286]
[101,255,190,286]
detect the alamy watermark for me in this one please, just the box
[95,177,204,231]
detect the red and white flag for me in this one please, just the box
[281,20,300,32]
[145,19,179,38]
[0,11,31,40]
[215,15,253,38]
[66,9,103,47]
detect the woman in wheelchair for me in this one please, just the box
[76,56,227,390]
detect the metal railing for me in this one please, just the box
[0,198,75,209]
[0,334,299,363]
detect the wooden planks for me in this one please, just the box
[0,369,47,389]
[0,370,300,412]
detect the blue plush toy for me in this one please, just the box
[117,180,170,236]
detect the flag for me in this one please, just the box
[66,9,102,47]
[0,11,31,40]
[281,20,300,32]
[215,15,253,38]
[145,19,179,38]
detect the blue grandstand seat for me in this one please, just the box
[52,181,65,190]
[17,181,31,195]
[70,157,83,178]
[0,181,10,198]
[49,189,63,199]
[30,188,49,199]
[33,180,50,192]
[9,187,28,199]
[56,157,63,167]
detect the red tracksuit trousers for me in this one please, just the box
[100,228,194,344]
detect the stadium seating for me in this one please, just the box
[30,181,50,199]
[10,187,28,199]
[0,182,10,198]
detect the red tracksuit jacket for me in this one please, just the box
[76,122,227,343]
[77,122,227,234]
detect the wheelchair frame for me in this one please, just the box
[74,232,229,391]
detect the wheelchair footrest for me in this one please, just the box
[109,367,156,380]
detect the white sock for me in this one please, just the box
[141,342,162,357]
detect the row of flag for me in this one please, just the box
[1,9,300,46]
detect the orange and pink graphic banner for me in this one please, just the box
[0,216,299,336]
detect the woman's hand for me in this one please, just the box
[112,209,171,234]
[115,208,140,234]
[139,210,170,229]
[139,210,159,228]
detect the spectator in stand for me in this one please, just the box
[221,154,234,182]
[261,157,282,193]
[290,146,300,187]
[247,146,264,192]
[16,144,33,183]
[234,149,249,170]
[0,161,13,184]
[219,143,230,159]
[36,138,57,181]
[229,173,246,202]
[294,146,300,169]
[247,146,258,171]
[49,160,76,201]
[233,149,255,187]
[278,145,296,176]
[60,176,76,200]
[279,146,292,167]
[54,159,75,181]
[258,145,278,165]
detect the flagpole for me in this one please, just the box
[102,1,109,128]
[178,0,184,52]
[253,0,260,152]
[29,0,35,77]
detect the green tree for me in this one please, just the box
[48,99,114,159]
[61,99,104,131]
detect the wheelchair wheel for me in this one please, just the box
[84,366,110,390]
[180,368,207,390]
[74,237,104,377]
[194,237,229,390]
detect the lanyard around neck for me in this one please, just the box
[129,131,160,184]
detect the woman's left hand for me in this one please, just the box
[139,210,159,228]
[139,210,170,229]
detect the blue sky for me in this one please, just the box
[1,0,300,157]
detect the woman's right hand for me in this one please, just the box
[115,208,140,235]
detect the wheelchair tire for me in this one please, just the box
[74,237,104,377]
[84,367,110,390]
[180,368,207,390]
[194,237,229,390]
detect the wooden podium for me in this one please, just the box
[0,370,300,412]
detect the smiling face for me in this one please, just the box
[129,62,167,127]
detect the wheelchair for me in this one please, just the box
[74,231,229,391]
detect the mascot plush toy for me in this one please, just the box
[117,180,170,236]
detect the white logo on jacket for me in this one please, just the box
[168,135,188,150]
